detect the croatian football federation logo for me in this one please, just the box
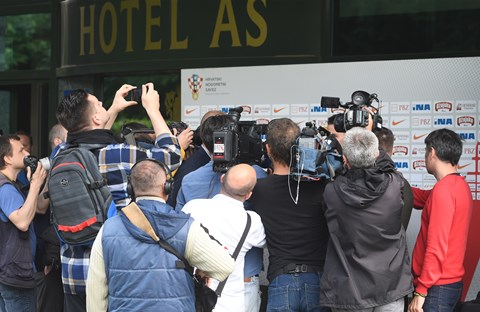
[188,74,203,100]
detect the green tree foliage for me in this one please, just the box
[4,13,51,70]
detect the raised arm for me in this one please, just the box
[105,84,137,129]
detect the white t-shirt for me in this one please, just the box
[183,194,266,312]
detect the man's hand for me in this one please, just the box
[141,82,160,113]
[141,83,171,137]
[175,127,194,151]
[106,84,138,129]
[112,84,138,112]
[408,294,425,312]
[28,163,47,192]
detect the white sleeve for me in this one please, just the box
[246,211,267,248]
[184,220,234,281]
[86,227,108,312]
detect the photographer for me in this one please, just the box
[54,83,182,312]
[248,118,330,312]
[0,134,48,312]
[175,114,267,312]
[319,127,412,311]
[167,110,224,208]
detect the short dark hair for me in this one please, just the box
[200,115,234,153]
[266,118,300,167]
[373,127,394,154]
[425,128,463,166]
[0,135,20,170]
[57,89,91,133]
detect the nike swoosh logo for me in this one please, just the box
[457,164,470,170]
[273,107,286,113]
[392,119,406,126]
[413,134,428,140]
[185,108,197,115]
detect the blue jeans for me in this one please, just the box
[423,281,463,312]
[245,275,261,312]
[267,272,330,312]
[0,282,35,312]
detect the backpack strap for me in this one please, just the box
[122,203,251,297]
[122,203,193,273]
[215,213,251,296]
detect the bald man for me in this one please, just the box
[183,164,267,312]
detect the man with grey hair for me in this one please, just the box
[48,124,67,151]
[320,127,412,311]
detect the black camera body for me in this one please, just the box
[167,121,188,135]
[212,107,266,173]
[24,155,50,174]
[321,90,382,132]
[129,85,149,103]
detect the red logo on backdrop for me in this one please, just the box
[393,146,408,156]
[434,101,453,111]
[457,116,475,126]
[412,160,426,170]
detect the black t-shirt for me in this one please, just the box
[248,174,329,279]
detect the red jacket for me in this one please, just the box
[412,174,473,294]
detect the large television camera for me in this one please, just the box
[212,107,266,173]
[321,90,383,132]
[290,122,343,182]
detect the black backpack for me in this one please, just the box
[48,144,112,245]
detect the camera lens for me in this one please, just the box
[39,157,51,171]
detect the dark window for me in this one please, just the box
[332,1,480,57]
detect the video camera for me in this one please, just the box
[212,107,266,173]
[290,121,343,182]
[321,90,383,132]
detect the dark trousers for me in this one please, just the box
[64,293,86,312]
[36,268,63,312]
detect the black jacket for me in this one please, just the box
[320,150,413,309]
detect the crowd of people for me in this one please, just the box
[0,83,474,312]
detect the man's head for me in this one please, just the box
[266,118,300,167]
[130,159,172,199]
[373,127,394,156]
[16,131,33,153]
[424,128,463,170]
[57,89,110,133]
[0,135,29,171]
[200,115,234,154]
[342,127,379,169]
[220,164,257,202]
[48,124,68,149]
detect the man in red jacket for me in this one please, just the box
[409,128,473,312]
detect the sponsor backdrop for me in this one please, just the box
[181,57,480,300]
